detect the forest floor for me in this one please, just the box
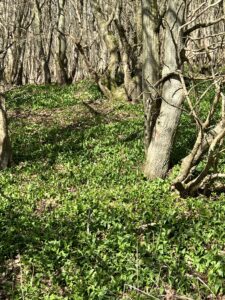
[0,82,225,299]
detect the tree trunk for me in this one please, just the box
[142,0,160,151]
[92,1,119,85]
[0,90,12,169]
[57,0,68,84]
[143,0,186,179]
[33,0,52,84]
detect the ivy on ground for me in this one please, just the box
[0,83,225,299]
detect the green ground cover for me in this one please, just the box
[0,82,225,299]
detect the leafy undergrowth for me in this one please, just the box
[0,83,225,299]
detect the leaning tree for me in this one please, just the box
[143,0,225,195]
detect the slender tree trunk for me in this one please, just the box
[142,0,160,150]
[0,88,12,169]
[11,44,26,85]
[57,0,68,84]
[92,1,119,85]
[33,0,51,84]
[115,14,139,101]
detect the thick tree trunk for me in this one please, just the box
[143,0,186,179]
[144,77,184,179]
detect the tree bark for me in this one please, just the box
[143,0,186,179]
[142,0,160,151]
[92,1,119,85]
[57,0,68,84]
[33,0,52,84]
[0,90,12,169]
